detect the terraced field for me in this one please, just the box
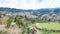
[35,22,60,34]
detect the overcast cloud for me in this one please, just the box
[0,0,60,9]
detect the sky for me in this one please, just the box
[0,0,60,9]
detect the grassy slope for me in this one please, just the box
[35,22,60,30]
[35,22,60,34]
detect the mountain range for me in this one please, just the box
[0,7,60,12]
[0,7,60,15]
[0,7,60,22]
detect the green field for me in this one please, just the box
[36,22,60,30]
[35,22,60,34]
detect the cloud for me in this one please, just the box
[0,0,60,9]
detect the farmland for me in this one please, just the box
[35,22,60,34]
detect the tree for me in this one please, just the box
[15,17,21,28]
[30,19,35,24]
[5,16,12,28]
[25,15,29,20]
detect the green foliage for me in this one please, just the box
[27,27,32,34]
[5,16,12,28]
[22,29,25,34]
[0,30,8,34]
[6,22,11,28]
[34,19,48,23]
[15,17,24,28]
[30,19,35,24]
[15,17,20,28]
[25,15,29,20]
[42,28,51,34]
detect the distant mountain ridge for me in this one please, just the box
[0,7,60,14]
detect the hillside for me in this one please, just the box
[0,7,60,22]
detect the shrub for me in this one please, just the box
[5,16,12,28]
[0,30,8,34]
[42,28,51,34]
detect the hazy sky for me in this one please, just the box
[0,0,60,9]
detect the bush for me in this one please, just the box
[42,28,51,34]
[5,16,12,28]
[0,30,8,34]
